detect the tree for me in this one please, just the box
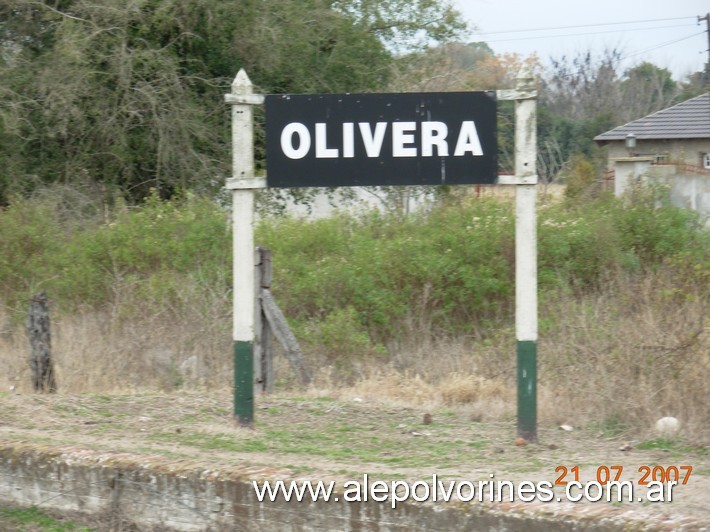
[0,0,467,204]
[333,0,466,53]
[0,0,234,203]
[538,50,687,185]
[542,49,624,122]
[620,63,678,122]
[678,70,708,100]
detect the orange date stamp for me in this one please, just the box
[554,465,693,485]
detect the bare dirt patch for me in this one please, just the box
[0,390,708,530]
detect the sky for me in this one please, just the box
[451,0,709,79]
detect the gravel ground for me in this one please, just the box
[0,390,708,530]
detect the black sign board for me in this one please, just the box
[265,92,497,188]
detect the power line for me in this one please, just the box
[482,23,697,43]
[476,16,695,37]
[461,12,707,78]
[536,31,705,81]
[622,31,705,61]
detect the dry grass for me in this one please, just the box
[539,268,709,438]
[2,265,707,442]
[1,279,233,394]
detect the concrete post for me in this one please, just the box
[225,70,265,427]
[514,67,538,442]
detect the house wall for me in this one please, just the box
[646,167,710,224]
[612,158,653,196]
[606,140,710,225]
[605,139,710,166]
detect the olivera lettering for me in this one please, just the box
[279,121,484,160]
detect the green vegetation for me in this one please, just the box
[588,417,630,438]
[1,1,706,207]
[1,186,707,435]
[0,185,706,342]
[635,438,707,454]
[149,423,488,468]
[0,506,91,531]
[0,0,464,204]
[0,191,229,314]
[0,1,707,432]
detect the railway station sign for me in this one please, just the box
[265,92,497,188]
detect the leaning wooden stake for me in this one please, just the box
[260,289,312,387]
[254,246,310,391]
[26,292,57,393]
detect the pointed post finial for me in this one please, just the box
[516,64,536,92]
[232,69,253,95]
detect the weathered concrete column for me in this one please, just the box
[513,67,538,442]
[225,70,265,427]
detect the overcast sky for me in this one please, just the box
[451,0,709,79]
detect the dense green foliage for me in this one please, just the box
[0,0,464,204]
[260,188,707,342]
[0,192,230,314]
[1,189,706,342]
[258,201,516,338]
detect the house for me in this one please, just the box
[594,93,710,223]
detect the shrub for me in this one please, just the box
[0,192,230,317]
[257,199,517,339]
[299,306,387,377]
[258,186,707,343]
[1,184,706,344]
[612,182,706,263]
[0,197,65,313]
[563,154,599,199]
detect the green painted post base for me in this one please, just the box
[517,340,537,442]
[234,340,254,427]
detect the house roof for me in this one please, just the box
[594,93,710,142]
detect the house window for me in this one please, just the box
[704,153,710,169]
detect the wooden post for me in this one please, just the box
[254,247,264,393]
[225,69,266,427]
[255,246,274,394]
[254,246,311,389]
[26,292,57,393]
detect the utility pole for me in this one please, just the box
[699,13,710,87]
